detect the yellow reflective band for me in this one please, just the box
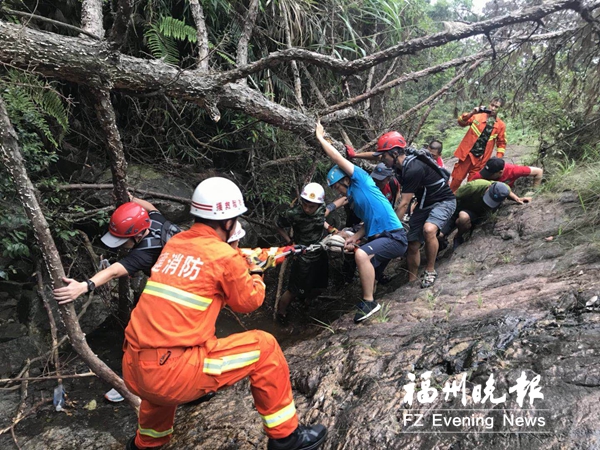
[143,281,212,311]
[261,401,297,428]
[203,350,261,375]
[490,133,498,140]
[470,124,481,137]
[473,119,480,125]
[497,148,506,153]
[138,425,174,438]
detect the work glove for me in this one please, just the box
[247,254,277,270]
[345,144,357,159]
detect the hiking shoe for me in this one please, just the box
[267,424,327,450]
[126,436,140,450]
[420,270,438,288]
[453,235,465,249]
[353,300,381,323]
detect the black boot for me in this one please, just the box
[267,424,327,450]
[126,436,140,450]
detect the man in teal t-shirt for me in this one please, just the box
[316,122,407,324]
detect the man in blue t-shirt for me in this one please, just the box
[316,123,407,323]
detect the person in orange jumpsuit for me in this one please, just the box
[123,177,327,450]
[449,97,507,192]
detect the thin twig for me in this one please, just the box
[0,372,96,384]
[1,7,100,39]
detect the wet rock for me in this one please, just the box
[559,191,579,203]
[0,336,40,377]
[20,426,121,450]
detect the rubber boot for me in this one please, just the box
[267,424,327,450]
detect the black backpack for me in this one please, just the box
[402,147,451,208]
[403,147,451,181]
[136,220,182,250]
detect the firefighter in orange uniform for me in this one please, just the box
[449,97,507,192]
[123,177,327,450]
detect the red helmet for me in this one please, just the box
[375,131,407,155]
[101,202,150,248]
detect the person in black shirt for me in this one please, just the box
[53,196,175,304]
[374,133,456,288]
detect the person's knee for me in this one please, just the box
[355,248,371,265]
[423,223,439,239]
[407,241,420,254]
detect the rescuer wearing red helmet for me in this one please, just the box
[374,131,456,289]
[122,177,327,450]
[53,195,178,304]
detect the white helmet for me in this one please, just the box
[191,177,248,220]
[300,182,325,204]
[227,221,246,243]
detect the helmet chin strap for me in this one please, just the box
[219,219,236,242]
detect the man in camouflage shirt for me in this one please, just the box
[275,183,329,324]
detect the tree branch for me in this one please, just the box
[236,0,260,68]
[107,0,134,48]
[1,7,100,39]
[188,0,210,71]
[358,61,482,152]
[0,96,140,409]
[214,0,589,83]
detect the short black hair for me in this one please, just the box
[428,139,443,151]
[491,97,505,106]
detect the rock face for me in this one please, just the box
[5,188,600,450]
[167,194,600,449]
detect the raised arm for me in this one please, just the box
[131,195,158,212]
[315,122,354,177]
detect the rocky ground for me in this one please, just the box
[5,145,600,449]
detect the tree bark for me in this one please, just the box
[188,0,210,71]
[0,96,141,409]
[81,0,133,325]
[236,0,260,68]
[108,0,135,48]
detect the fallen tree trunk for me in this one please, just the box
[0,96,141,409]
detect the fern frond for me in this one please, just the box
[158,16,197,43]
[144,24,180,65]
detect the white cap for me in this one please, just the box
[300,182,325,204]
[227,221,246,243]
[190,177,248,220]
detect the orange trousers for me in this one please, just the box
[123,330,299,448]
[449,155,486,192]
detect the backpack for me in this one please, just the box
[135,220,182,250]
[403,147,451,181]
[402,147,451,209]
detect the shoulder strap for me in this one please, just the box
[404,147,450,183]
[135,220,181,250]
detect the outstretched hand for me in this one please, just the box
[53,277,87,305]
[315,121,325,140]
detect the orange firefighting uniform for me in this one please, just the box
[123,223,298,448]
[449,111,507,192]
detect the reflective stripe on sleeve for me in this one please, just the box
[490,133,498,140]
[138,425,174,438]
[261,401,297,428]
[143,280,212,311]
[497,147,506,153]
[470,124,481,137]
[203,350,261,375]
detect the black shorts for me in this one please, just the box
[288,251,329,299]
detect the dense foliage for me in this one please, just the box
[0,0,598,280]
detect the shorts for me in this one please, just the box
[407,199,456,243]
[288,251,329,299]
[360,229,408,280]
[440,209,485,236]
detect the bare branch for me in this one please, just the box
[320,50,493,116]
[1,7,100,39]
[189,0,210,71]
[358,61,483,152]
[215,0,592,83]
[79,0,103,39]
[236,0,260,68]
